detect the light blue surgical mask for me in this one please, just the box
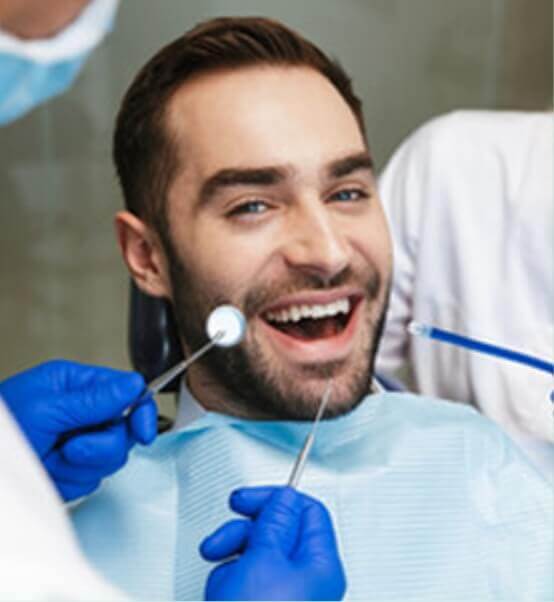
[0,0,119,125]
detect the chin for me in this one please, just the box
[202,323,376,421]
[272,359,372,421]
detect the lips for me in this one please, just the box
[256,289,365,364]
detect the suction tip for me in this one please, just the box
[407,321,431,337]
[206,305,246,347]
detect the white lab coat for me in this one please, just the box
[376,110,553,475]
[0,399,125,600]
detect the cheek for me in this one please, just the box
[348,213,392,280]
[184,226,278,299]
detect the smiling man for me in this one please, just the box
[114,35,391,422]
[71,17,552,602]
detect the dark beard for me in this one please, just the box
[207,308,387,420]
[166,242,388,420]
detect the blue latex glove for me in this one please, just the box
[0,359,157,501]
[200,486,346,601]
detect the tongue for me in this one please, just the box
[276,316,340,340]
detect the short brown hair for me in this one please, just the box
[113,17,367,239]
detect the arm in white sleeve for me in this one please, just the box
[376,121,439,379]
[376,111,553,466]
[0,399,127,601]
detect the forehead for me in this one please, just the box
[166,66,366,178]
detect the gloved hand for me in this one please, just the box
[0,359,157,501]
[200,486,346,601]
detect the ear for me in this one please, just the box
[114,211,171,299]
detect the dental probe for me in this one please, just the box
[288,381,333,489]
[140,304,247,402]
[408,321,554,375]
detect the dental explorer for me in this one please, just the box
[288,380,333,489]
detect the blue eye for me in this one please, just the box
[229,201,269,216]
[330,188,368,202]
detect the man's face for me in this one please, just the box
[160,66,392,419]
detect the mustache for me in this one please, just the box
[241,265,381,319]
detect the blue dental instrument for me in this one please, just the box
[408,321,553,375]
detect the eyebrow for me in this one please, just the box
[327,151,374,179]
[198,167,287,206]
[197,150,374,208]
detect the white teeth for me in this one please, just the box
[265,297,351,324]
[314,306,325,318]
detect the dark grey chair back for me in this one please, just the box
[128,281,182,431]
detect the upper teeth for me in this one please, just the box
[265,298,351,323]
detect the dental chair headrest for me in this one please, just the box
[128,281,183,393]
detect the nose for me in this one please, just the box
[281,202,351,282]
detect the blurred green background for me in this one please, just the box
[1,0,552,379]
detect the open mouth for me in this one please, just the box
[261,295,359,341]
